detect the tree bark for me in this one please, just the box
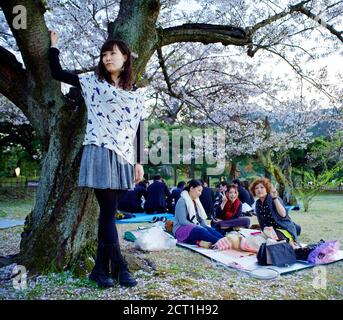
[0,0,101,273]
[0,0,164,274]
[228,160,238,181]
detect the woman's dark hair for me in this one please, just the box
[177,181,186,189]
[96,39,133,90]
[226,184,238,194]
[153,175,161,181]
[184,179,202,192]
[232,179,242,186]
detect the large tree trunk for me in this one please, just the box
[228,160,238,181]
[0,0,162,274]
[19,103,100,273]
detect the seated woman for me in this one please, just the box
[173,180,231,250]
[250,178,301,245]
[211,184,251,235]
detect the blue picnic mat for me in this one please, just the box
[0,219,25,229]
[116,213,174,224]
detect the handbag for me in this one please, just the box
[257,240,296,267]
[294,240,325,261]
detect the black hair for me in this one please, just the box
[242,180,250,190]
[226,184,239,193]
[137,181,147,188]
[96,39,133,90]
[177,181,186,189]
[232,179,241,186]
[220,181,228,187]
[153,175,161,181]
[184,179,202,192]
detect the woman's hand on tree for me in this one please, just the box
[49,30,59,46]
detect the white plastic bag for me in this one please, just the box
[134,226,177,251]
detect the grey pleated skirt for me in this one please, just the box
[78,144,134,190]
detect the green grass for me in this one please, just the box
[291,193,343,244]
[0,187,36,219]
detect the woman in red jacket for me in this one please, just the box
[212,184,251,235]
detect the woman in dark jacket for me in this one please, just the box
[212,184,251,235]
[250,178,301,244]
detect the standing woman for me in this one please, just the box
[49,31,145,288]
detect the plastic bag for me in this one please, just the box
[307,240,340,264]
[134,226,177,251]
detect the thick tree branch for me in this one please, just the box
[0,46,29,114]
[0,0,54,87]
[158,23,249,47]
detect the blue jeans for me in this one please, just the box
[186,226,223,244]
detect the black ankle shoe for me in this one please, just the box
[118,269,137,287]
[89,272,114,288]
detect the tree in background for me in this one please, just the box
[293,132,343,211]
[0,0,342,272]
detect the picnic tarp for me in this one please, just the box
[116,213,174,224]
[0,219,25,229]
[177,228,343,276]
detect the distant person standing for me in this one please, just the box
[167,181,186,214]
[199,180,215,219]
[144,175,171,213]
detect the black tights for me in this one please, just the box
[94,189,126,244]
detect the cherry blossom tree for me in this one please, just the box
[0,0,342,273]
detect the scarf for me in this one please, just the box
[223,198,241,220]
[180,190,207,225]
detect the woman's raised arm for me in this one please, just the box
[48,31,81,89]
